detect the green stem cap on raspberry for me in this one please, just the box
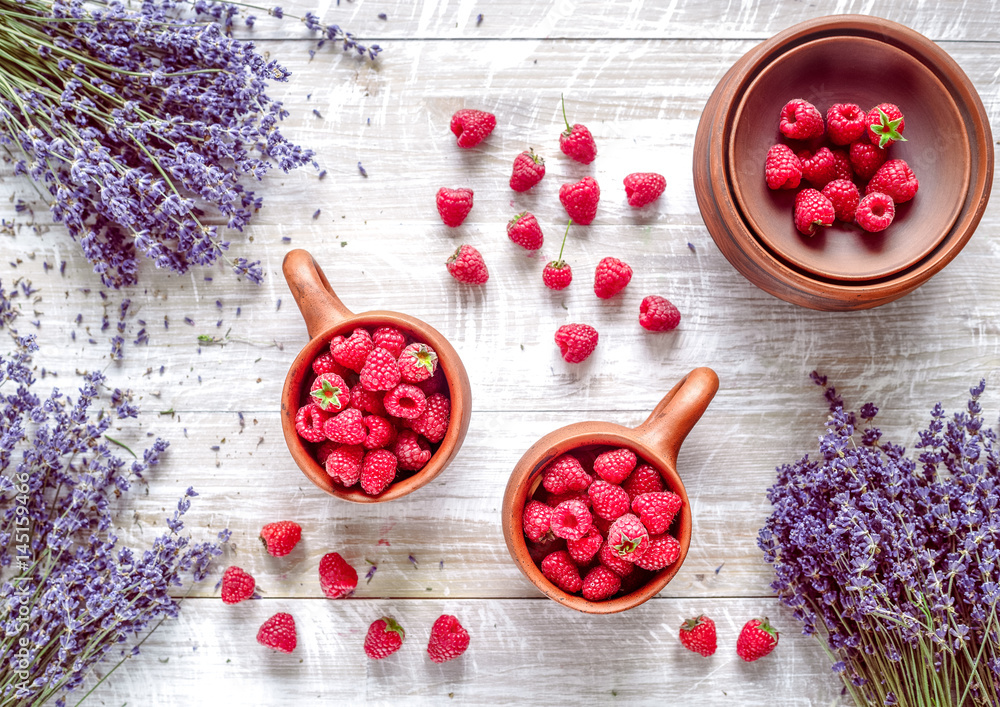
[682,615,709,632]
[527,148,543,165]
[310,378,345,410]
[407,344,438,373]
[381,616,405,639]
[754,617,779,641]
[614,533,643,556]
[551,219,572,268]
[871,107,907,149]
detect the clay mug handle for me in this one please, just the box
[282,249,354,339]
[634,367,719,470]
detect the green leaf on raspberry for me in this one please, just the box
[310,378,344,410]
[614,534,643,556]
[406,345,438,373]
[871,107,906,148]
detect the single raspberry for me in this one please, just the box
[541,550,583,593]
[826,103,866,145]
[393,429,432,471]
[427,614,470,663]
[550,499,593,541]
[523,500,554,542]
[588,480,630,521]
[315,440,337,466]
[621,463,664,500]
[360,347,401,392]
[633,533,681,570]
[312,351,350,378]
[631,491,683,534]
[372,326,407,359]
[309,372,350,413]
[866,103,906,148]
[855,192,895,233]
[319,552,358,599]
[360,449,398,495]
[593,257,632,299]
[510,149,545,192]
[349,384,385,416]
[592,448,637,484]
[257,612,296,653]
[259,521,302,557]
[559,177,600,225]
[398,343,438,384]
[446,245,489,284]
[831,149,853,182]
[597,541,635,578]
[623,172,666,207]
[639,295,681,332]
[407,392,450,443]
[679,615,717,657]
[794,188,835,236]
[797,147,838,189]
[330,328,374,373]
[555,323,598,363]
[220,566,255,604]
[567,526,603,564]
[821,179,861,222]
[559,95,597,164]
[436,187,474,227]
[849,140,887,181]
[365,616,405,659]
[383,384,427,420]
[607,513,650,563]
[541,454,592,494]
[543,221,573,291]
[295,404,329,444]
[866,159,919,203]
[582,565,621,601]
[778,99,824,140]
[450,109,495,149]
[507,211,544,251]
[325,444,365,486]
[737,618,780,662]
[323,408,367,445]
[362,414,396,450]
[764,144,802,190]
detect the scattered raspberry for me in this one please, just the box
[295,403,329,444]
[257,612,296,653]
[821,178,861,222]
[593,257,632,299]
[450,109,496,148]
[633,533,681,570]
[566,526,603,565]
[621,463,664,500]
[559,95,597,164]
[330,328,374,373]
[360,449,398,495]
[550,499,594,541]
[797,147,838,189]
[312,351,349,378]
[319,552,358,599]
[639,295,681,332]
[393,429,432,471]
[588,480,630,521]
[831,148,853,182]
[794,188,835,236]
[849,140,887,181]
[593,448,637,484]
[365,616,405,659]
[778,98,824,140]
[607,513,650,563]
[427,614,470,663]
[221,566,255,604]
[383,384,427,420]
[541,550,583,593]
[259,521,302,557]
[372,326,407,359]
[407,392,450,443]
[309,372,350,413]
[737,618,779,662]
[555,323,598,363]
[542,262,573,290]
[398,343,438,384]
[325,444,365,486]
[623,172,666,207]
[436,187,474,227]
[509,149,546,192]
[679,615,717,657]
[866,103,905,148]
[446,245,489,284]
[598,540,635,578]
[523,500,554,542]
[764,144,802,190]
[855,192,895,233]
[631,491,682,534]
[362,414,396,450]
[826,103,866,145]
[866,159,919,203]
[559,176,600,225]
[507,211,544,251]
[582,565,622,601]
[349,384,386,416]
[542,454,592,494]
[323,408,367,446]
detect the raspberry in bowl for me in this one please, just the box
[280,249,472,502]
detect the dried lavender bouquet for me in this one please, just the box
[759,374,999,706]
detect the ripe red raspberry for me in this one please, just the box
[593,257,632,299]
[543,220,573,291]
[588,480,630,521]
[362,414,396,450]
[323,407,366,445]
[778,98,824,140]
[559,176,600,225]
[309,372,350,413]
[372,326,406,359]
[295,403,329,444]
[398,343,438,384]
[259,520,301,557]
[349,384,385,416]
[360,449,398,495]
[737,618,780,662]
[550,499,593,541]
[257,612,296,653]
[330,328,373,373]
[325,444,364,486]
[764,144,802,190]
[866,159,919,203]
[542,454,592,494]
[555,323,598,363]
[220,566,255,604]
[312,351,350,378]
[794,188,835,236]
[365,616,405,659]
[679,615,717,657]
[407,392,450,443]
[821,179,861,222]
[632,491,683,534]
[567,526,603,564]
[582,565,621,601]
[597,540,634,578]
[622,463,664,500]
[523,500,554,543]
[639,295,680,332]
[436,187,474,227]
[541,550,583,593]
[623,172,666,207]
[826,103,866,145]
[633,533,681,570]
[446,245,489,284]
[510,149,545,192]
[559,95,597,164]
[427,614,470,663]
[797,147,838,189]
[593,448,637,484]
[831,149,853,182]
[392,429,432,472]
[507,211,544,251]
[383,384,427,420]
[855,192,895,233]
[866,103,905,148]
[849,140,887,181]
[607,513,650,563]
[319,552,358,599]
[450,109,495,149]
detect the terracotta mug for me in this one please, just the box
[501,367,719,613]
[280,249,473,502]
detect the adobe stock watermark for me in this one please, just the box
[10,470,33,694]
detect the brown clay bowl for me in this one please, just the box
[280,249,472,502]
[501,367,719,614]
[694,15,993,310]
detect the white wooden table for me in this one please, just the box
[3,0,999,704]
